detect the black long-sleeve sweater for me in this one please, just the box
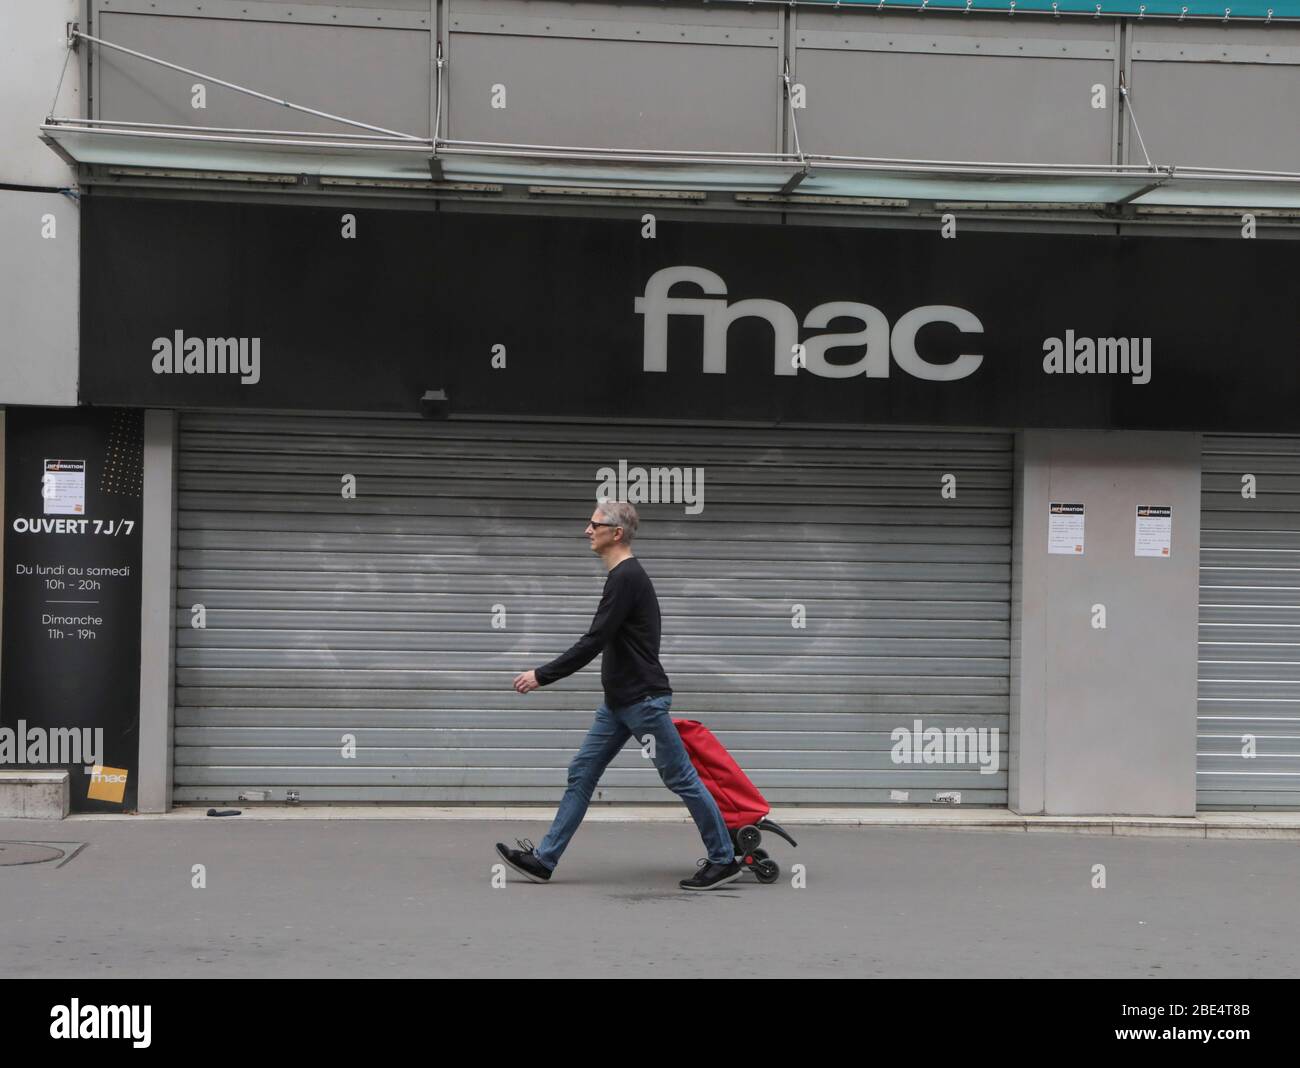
[533,556,672,708]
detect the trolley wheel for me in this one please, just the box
[754,858,780,884]
[736,824,762,853]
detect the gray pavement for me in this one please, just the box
[2,817,1298,978]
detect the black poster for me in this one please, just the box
[80,196,1300,432]
[1,407,145,812]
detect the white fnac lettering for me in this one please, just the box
[634,266,985,381]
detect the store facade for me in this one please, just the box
[69,194,1300,813]
[7,0,1300,816]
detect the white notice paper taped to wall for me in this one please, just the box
[42,459,86,516]
[1135,505,1172,558]
[1048,502,1085,555]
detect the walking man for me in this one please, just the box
[495,501,742,891]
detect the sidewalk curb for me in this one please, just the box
[55,806,1300,840]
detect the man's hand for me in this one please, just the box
[513,670,539,694]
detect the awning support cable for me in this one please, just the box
[1118,72,1155,170]
[47,40,76,122]
[66,29,423,142]
[781,58,810,194]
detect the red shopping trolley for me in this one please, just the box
[673,718,798,883]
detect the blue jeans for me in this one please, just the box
[532,694,735,870]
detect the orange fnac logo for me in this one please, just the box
[87,765,128,803]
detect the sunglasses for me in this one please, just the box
[588,521,622,528]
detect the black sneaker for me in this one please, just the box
[495,838,552,883]
[678,858,743,891]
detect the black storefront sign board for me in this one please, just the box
[80,196,1300,432]
[1,407,144,812]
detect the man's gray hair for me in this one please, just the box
[596,500,639,543]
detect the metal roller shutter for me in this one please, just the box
[174,412,1012,805]
[1199,435,1300,809]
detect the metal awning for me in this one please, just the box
[736,0,1294,20]
[40,120,437,184]
[39,25,1300,214]
[41,118,1300,212]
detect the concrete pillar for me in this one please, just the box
[137,410,178,813]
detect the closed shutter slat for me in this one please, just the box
[1199,435,1300,809]
[175,413,1012,805]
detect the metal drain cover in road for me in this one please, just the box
[0,842,65,866]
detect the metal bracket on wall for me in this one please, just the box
[1112,165,1174,210]
[430,39,445,180]
[434,39,445,141]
